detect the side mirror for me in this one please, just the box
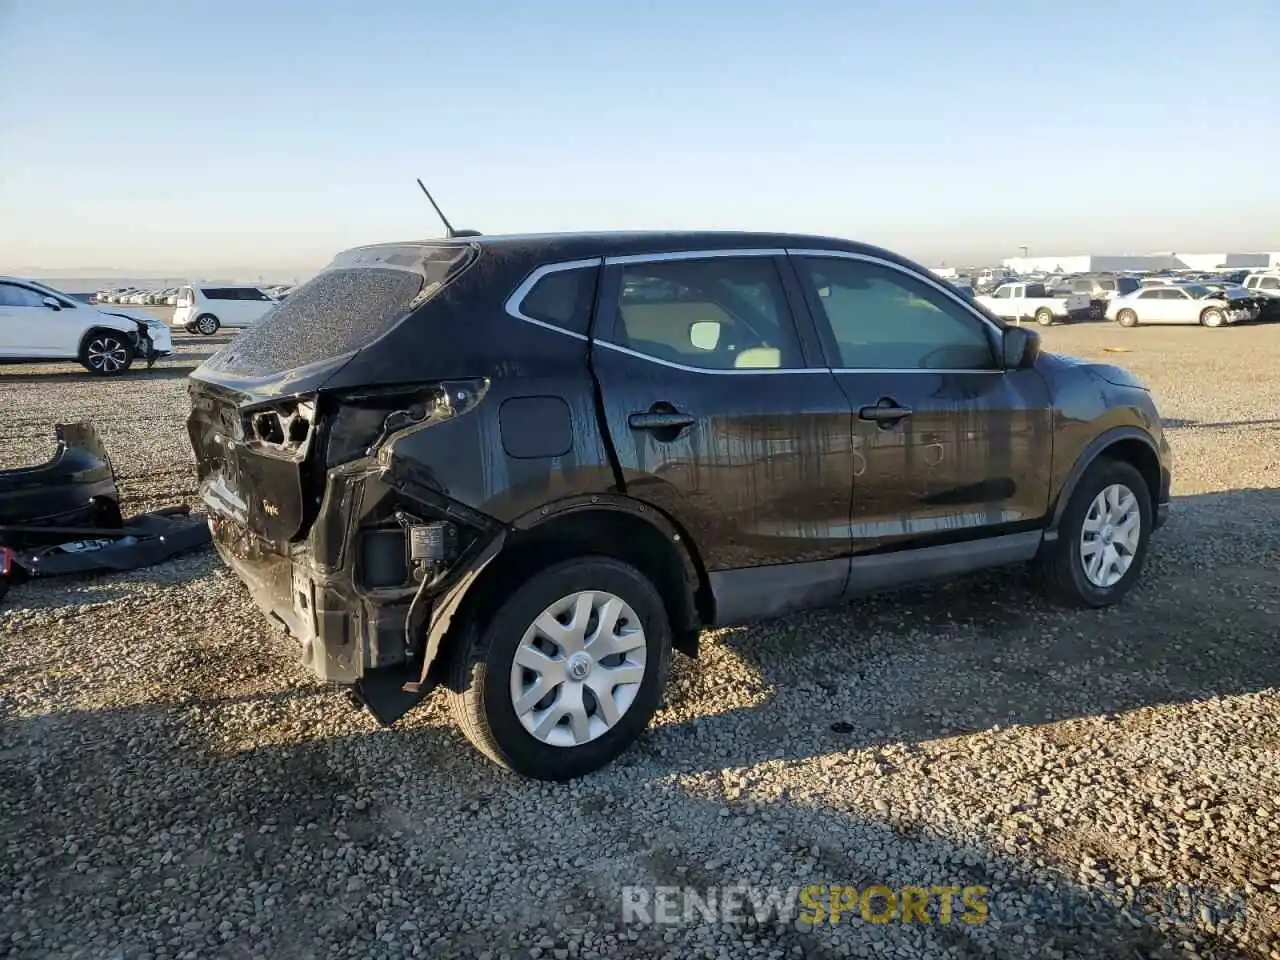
[1002,326,1041,369]
[689,319,721,351]
[41,296,61,311]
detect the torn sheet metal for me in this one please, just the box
[0,423,121,528]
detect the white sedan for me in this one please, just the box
[0,277,173,374]
[1106,284,1249,328]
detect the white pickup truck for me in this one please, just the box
[976,282,1093,326]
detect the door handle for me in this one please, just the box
[858,399,913,426]
[629,410,696,431]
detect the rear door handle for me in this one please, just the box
[629,411,696,431]
[858,400,913,425]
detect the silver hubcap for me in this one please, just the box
[198,317,216,333]
[87,338,127,372]
[509,590,647,748]
[1204,311,1221,327]
[1080,483,1141,588]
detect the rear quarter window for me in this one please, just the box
[513,265,599,336]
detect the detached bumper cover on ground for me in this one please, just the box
[0,422,120,528]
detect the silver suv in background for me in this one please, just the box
[1242,273,1280,299]
[1070,275,1140,300]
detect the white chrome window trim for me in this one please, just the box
[593,339,827,375]
[604,248,786,266]
[503,257,603,342]
[502,249,1011,377]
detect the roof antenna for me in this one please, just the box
[416,178,481,239]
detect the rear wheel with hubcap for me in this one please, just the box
[1116,309,1138,327]
[194,314,220,335]
[1036,458,1152,608]
[447,556,672,780]
[80,332,134,376]
[1034,307,1055,326]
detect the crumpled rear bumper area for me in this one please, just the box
[0,422,121,528]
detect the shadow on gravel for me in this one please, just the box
[644,488,1280,771]
[0,696,1259,960]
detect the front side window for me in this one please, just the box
[612,258,803,370]
[796,257,995,371]
[0,283,47,308]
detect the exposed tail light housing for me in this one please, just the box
[241,397,316,461]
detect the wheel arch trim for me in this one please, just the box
[1044,426,1162,541]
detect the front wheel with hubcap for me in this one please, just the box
[1200,308,1224,328]
[1116,309,1138,327]
[80,332,134,376]
[1035,458,1152,608]
[447,556,672,780]
[194,314,220,335]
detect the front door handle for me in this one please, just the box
[629,410,696,431]
[858,399,913,426]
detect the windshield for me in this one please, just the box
[1183,284,1213,298]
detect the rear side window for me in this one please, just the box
[201,246,475,376]
[516,265,599,336]
[201,288,233,300]
[612,257,804,370]
[1261,277,1280,290]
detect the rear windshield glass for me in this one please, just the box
[201,246,476,377]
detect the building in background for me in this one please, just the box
[1002,252,1280,274]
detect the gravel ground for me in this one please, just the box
[1,320,1278,960]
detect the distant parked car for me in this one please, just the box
[0,277,172,374]
[172,284,277,335]
[1070,276,1140,301]
[1106,285,1248,328]
[1243,273,1280,299]
[976,282,1093,325]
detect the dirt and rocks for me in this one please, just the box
[2,321,1278,959]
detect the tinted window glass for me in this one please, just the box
[613,258,802,370]
[1116,278,1139,294]
[201,249,474,377]
[201,288,233,300]
[518,265,599,336]
[241,288,272,301]
[797,257,994,370]
[1138,290,1162,299]
[0,283,47,308]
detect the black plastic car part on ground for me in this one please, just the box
[0,423,121,528]
[187,231,1173,780]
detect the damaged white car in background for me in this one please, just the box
[0,277,172,374]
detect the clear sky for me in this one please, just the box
[2,0,1277,273]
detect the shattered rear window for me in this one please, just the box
[202,246,475,377]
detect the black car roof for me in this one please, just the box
[340,230,918,268]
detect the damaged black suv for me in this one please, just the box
[188,232,1172,780]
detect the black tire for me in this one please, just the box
[194,314,220,335]
[1199,307,1224,328]
[1116,309,1138,328]
[1035,458,1153,609]
[1034,307,1055,326]
[447,556,672,780]
[79,330,134,376]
